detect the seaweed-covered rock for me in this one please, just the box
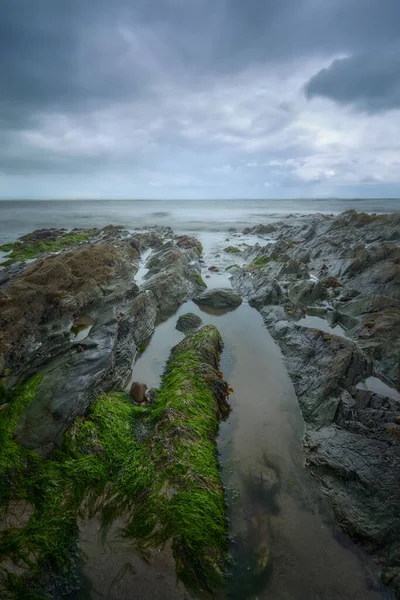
[224,246,241,254]
[193,288,242,309]
[0,326,231,598]
[175,313,202,332]
[175,235,203,256]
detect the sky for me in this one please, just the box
[1,0,400,200]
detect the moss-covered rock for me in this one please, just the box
[175,313,203,332]
[0,228,100,265]
[0,326,230,597]
[224,246,241,255]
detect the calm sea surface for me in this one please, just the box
[0,198,399,243]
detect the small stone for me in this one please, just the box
[176,313,203,333]
[130,382,150,404]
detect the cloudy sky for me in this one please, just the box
[1,0,400,199]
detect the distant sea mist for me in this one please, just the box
[0,198,399,244]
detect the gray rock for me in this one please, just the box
[305,425,400,567]
[193,288,242,309]
[269,324,372,425]
[176,313,203,332]
[289,279,325,305]
[231,269,286,309]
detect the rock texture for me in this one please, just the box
[193,288,242,309]
[175,313,203,332]
[1,226,203,455]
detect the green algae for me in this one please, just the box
[0,326,230,597]
[225,264,240,271]
[191,271,207,287]
[0,230,99,265]
[253,256,273,268]
[224,246,241,255]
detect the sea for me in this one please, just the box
[0,197,399,244]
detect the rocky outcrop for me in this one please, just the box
[230,270,285,309]
[268,324,372,425]
[142,241,203,317]
[1,227,204,455]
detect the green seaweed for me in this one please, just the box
[0,243,14,253]
[1,230,99,265]
[192,271,207,287]
[225,264,240,271]
[253,256,273,268]
[0,326,229,597]
[224,246,241,255]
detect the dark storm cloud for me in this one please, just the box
[305,52,400,113]
[1,0,400,196]
[2,0,400,123]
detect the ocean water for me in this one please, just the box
[0,198,399,244]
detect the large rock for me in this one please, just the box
[193,288,242,309]
[269,324,372,425]
[230,269,286,309]
[338,294,400,386]
[6,230,201,455]
[143,241,202,317]
[0,240,138,384]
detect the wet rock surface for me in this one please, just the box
[193,288,243,309]
[175,312,203,332]
[230,210,400,596]
[0,226,203,455]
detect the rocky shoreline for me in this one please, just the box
[0,210,399,598]
[228,210,400,596]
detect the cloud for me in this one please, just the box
[305,52,400,113]
[0,0,400,198]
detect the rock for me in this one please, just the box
[175,313,203,332]
[129,290,158,344]
[143,241,202,317]
[305,423,400,544]
[0,240,138,385]
[6,227,203,455]
[193,288,242,309]
[130,382,150,404]
[289,279,325,305]
[175,235,203,256]
[208,266,219,272]
[224,246,241,254]
[252,223,277,235]
[230,269,286,309]
[269,324,372,425]
[14,306,137,455]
